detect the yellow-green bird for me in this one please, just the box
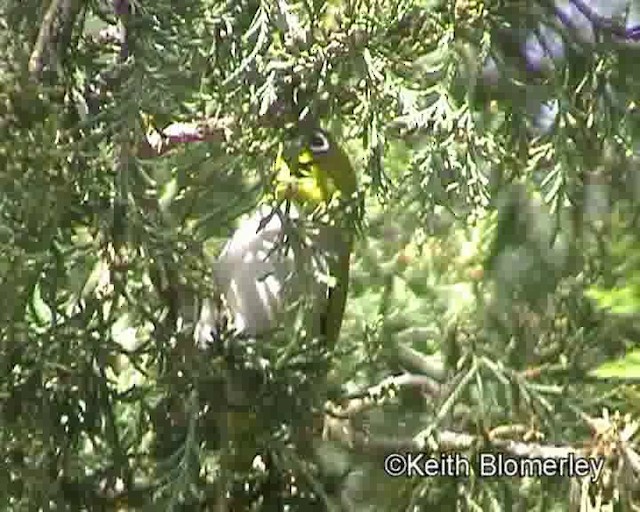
[196,127,357,348]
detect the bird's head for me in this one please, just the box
[273,128,357,212]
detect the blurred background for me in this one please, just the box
[2,0,640,510]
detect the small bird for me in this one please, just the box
[194,127,357,509]
[195,126,357,351]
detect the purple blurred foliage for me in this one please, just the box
[554,0,596,44]
[522,24,565,73]
[570,0,640,40]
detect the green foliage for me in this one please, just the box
[2,0,640,510]
[587,214,640,380]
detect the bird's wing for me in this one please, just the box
[195,204,350,346]
[214,204,293,336]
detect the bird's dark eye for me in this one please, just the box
[309,130,330,154]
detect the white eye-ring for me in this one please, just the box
[309,130,330,153]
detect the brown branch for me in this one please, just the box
[137,118,233,159]
[331,373,442,418]
[29,0,66,78]
[323,405,590,461]
[397,343,447,382]
[29,0,80,80]
[322,373,638,468]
